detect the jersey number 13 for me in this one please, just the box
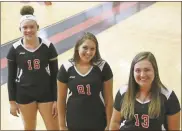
[134,114,149,128]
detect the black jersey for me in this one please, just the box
[6,37,58,102]
[57,60,113,130]
[114,85,181,130]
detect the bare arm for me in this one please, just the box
[57,80,68,129]
[103,78,113,129]
[167,111,181,130]
[109,108,121,130]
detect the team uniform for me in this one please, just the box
[114,85,181,130]
[7,37,58,104]
[57,59,113,130]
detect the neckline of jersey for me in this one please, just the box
[20,37,42,53]
[136,98,150,104]
[74,65,93,77]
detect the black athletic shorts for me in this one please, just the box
[15,85,54,104]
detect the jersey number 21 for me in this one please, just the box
[77,84,91,95]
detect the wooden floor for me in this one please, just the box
[1,2,181,130]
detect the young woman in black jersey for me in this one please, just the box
[57,32,113,130]
[7,6,59,130]
[110,51,180,130]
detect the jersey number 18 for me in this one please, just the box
[27,59,40,70]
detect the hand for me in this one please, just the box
[52,101,57,118]
[10,102,20,117]
[105,126,109,131]
[60,126,68,130]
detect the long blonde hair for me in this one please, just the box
[121,52,167,120]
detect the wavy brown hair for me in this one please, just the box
[121,51,167,120]
[71,32,102,64]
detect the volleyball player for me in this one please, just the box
[109,52,180,130]
[7,5,59,130]
[57,32,113,130]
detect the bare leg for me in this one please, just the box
[18,102,38,130]
[38,102,59,130]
